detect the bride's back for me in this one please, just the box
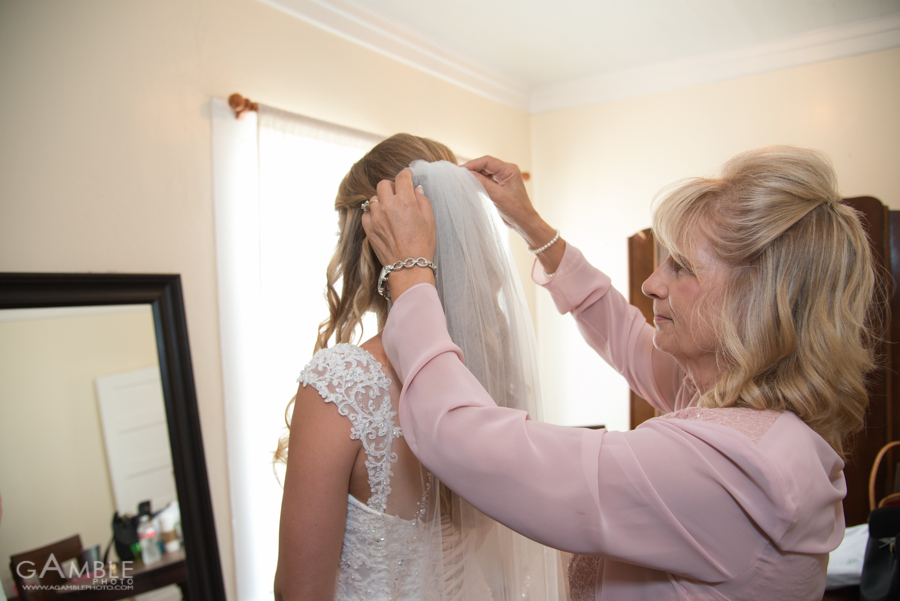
[353,334,427,520]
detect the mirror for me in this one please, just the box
[0,273,225,601]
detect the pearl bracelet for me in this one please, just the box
[527,229,561,255]
[377,257,437,301]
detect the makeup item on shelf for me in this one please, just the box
[137,515,161,565]
[158,509,181,553]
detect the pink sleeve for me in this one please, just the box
[535,244,684,413]
[383,284,810,582]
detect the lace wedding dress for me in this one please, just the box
[299,343,445,600]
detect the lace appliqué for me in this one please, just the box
[568,554,599,601]
[300,343,400,512]
[660,406,781,445]
[299,344,438,600]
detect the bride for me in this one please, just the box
[273,134,564,600]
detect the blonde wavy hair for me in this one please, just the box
[315,133,457,352]
[652,145,880,459]
[274,133,456,466]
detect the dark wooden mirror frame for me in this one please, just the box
[0,273,226,601]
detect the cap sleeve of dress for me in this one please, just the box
[299,343,399,512]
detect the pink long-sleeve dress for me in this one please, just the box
[382,244,846,601]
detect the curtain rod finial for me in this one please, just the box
[229,93,258,120]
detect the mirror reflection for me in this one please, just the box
[0,305,182,601]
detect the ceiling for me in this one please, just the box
[261,0,900,113]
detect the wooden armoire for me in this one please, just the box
[627,196,900,528]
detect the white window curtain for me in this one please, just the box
[211,99,382,601]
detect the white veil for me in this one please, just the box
[408,160,565,600]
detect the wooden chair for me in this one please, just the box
[9,535,83,601]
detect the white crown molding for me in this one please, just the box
[258,0,531,111]
[531,13,900,113]
[260,1,900,115]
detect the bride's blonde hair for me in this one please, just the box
[315,133,457,352]
[274,133,456,465]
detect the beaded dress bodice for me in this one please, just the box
[299,344,437,600]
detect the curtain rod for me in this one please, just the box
[229,93,258,119]
[225,92,530,181]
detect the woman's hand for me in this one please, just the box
[463,156,564,275]
[362,169,437,300]
[462,156,545,243]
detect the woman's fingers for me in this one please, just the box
[461,155,495,175]
[363,170,436,267]
[361,210,387,265]
[462,155,517,182]
[463,156,525,204]
[467,172,513,228]
[468,170,503,198]
[414,184,434,224]
[465,157,535,231]
[393,169,415,200]
[464,157,553,248]
[376,177,397,201]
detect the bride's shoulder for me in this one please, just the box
[359,333,389,367]
[299,341,387,388]
[307,342,370,361]
[303,342,376,370]
[299,342,392,423]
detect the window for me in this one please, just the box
[212,100,381,600]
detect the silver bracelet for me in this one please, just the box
[527,229,561,255]
[377,257,437,301]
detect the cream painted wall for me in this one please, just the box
[530,47,900,430]
[0,308,158,597]
[0,1,530,599]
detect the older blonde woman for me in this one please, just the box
[361,146,876,600]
